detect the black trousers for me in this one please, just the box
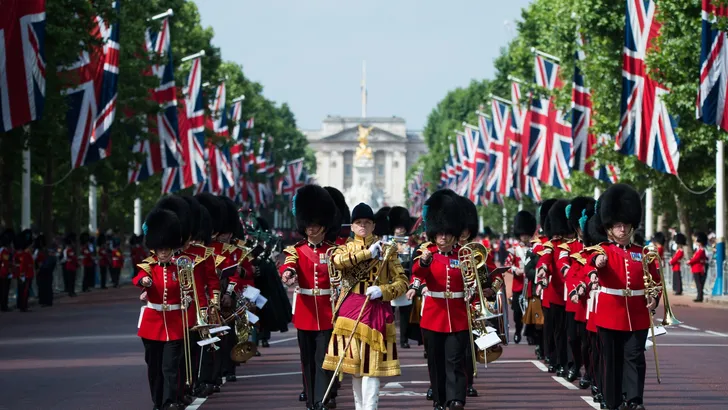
[0,277,10,311]
[298,329,335,406]
[566,312,581,373]
[465,339,474,387]
[546,304,568,368]
[178,330,214,393]
[110,267,121,287]
[99,266,108,288]
[63,268,77,295]
[142,338,182,408]
[82,265,95,291]
[671,269,682,294]
[16,278,32,311]
[220,331,238,377]
[589,330,601,390]
[598,327,648,408]
[397,305,412,344]
[512,291,524,337]
[37,267,54,306]
[693,273,706,300]
[542,306,551,360]
[423,329,468,406]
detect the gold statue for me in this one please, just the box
[355,125,373,160]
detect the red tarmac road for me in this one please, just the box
[0,287,727,410]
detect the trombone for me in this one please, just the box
[458,242,492,377]
[642,244,681,384]
[176,255,195,390]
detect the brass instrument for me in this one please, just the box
[226,297,258,363]
[642,244,680,384]
[177,255,195,389]
[326,246,340,315]
[176,255,220,350]
[322,238,398,404]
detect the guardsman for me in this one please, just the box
[591,184,659,410]
[135,208,186,410]
[387,206,418,349]
[97,234,109,289]
[325,186,351,245]
[531,199,556,361]
[61,233,78,297]
[323,202,408,410]
[558,196,594,383]
[110,238,123,288]
[0,229,14,311]
[34,234,55,307]
[80,232,95,292]
[13,229,34,312]
[507,211,539,345]
[409,190,468,410]
[652,232,665,260]
[688,232,708,302]
[669,233,686,295]
[280,185,339,410]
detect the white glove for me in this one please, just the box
[365,285,383,299]
[368,241,382,259]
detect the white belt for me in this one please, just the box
[297,288,332,296]
[428,291,465,299]
[146,302,182,311]
[600,287,645,297]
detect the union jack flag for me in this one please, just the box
[128,16,181,184]
[408,168,428,216]
[61,1,120,168]
[527,53,572,192]
[245,117,254,129]
[697,0,728,131]
[511,82,541,202]
[162,57,207,193]
[455,130,473,198]
[199,142,234,195]
[487,99,519,199]
[211,82,228,137]
[230,141,245,202]
[615,0,680,175]
[571,29,619,184]
[0,0,46,132]
[463,123,488,205]
[446,143,458,190]
[279,158,306,200]
[230,99,243,141]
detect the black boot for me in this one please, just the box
[299,392,307,402]
[426,387,433,400]
[261,339,270,347]
[466,385,478,397]
[448,400,465,410]
[514,333,521,344]
[579,375,591,389]
[547,365,556,373]
[566,368,579,382]
[401,342,410,348]
[556,365,566,377]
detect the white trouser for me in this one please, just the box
[352,376,380,410]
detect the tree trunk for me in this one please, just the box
[675,194,694,256]
[0,137,14,229]
[42,154,54,239]
[99,185,109,233]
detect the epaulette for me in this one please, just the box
[283,245,298,257]
[293,239,307,247]
[137,262,152,274]
[529,238,540,244]
[223,243,237,254]
[543,241,554,250]
[570,253,587,265]
[142,256,156,264]
[214,255,226,267]
[558,242,571,251]
[583,245,606,255]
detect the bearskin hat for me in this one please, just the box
[156,195,193,241]
[633,230,646,247]
[652,232,666,246]
[423,189,464,240]
[513,211,537,238]
[567,196,596,233]
[33,233,46,249]
[196,205,213,244]
[546,199,572,237]
[695,231,708,245]
[14,229,33,250]
[583,213,608,246]
[218,196,241,235]
[143,208,183,250]
[0,229,14,247]
[257,217,270,232]
[64,232,76,245]
[79,232,90,244]
[456,196,478,241]
[179,196,202,239]
[293,184,338,236]
[388,206,412,234]
[538,199,558,229]
[97,233,107,247]
[373,207,391,236]
[483,226,494,237]
[325,186,350,224]
[196,193,224,235]
[674,233,687,245]
[598,183,642,229]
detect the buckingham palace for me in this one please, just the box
[301,115,428,206]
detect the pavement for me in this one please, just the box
[1,285,727,410]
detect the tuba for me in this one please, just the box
[227,297,258,363]
[176,255,220,350]
[642,244,680,384]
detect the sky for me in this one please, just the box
[194,0,533,130]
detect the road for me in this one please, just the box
[1,287,727,410]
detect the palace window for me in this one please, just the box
[343,151,353,189]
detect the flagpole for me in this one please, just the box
[134,182,142,235]
[21,125,31,230]
[181,50,205,63]
[489,94,512,105]
[89,175,98,234]
[462,122,479,130]
[530,47,561,62]
[507,75,525,84]
[232,95,245,103]
[594,186,601,200]
[644,188,654,239]
[149,8,173,21]
[713,140,725,296]
[475,110,491,119]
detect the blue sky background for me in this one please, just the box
[195,0,533,130]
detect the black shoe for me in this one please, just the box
[255,350,261,357]
[566,369,578,382]
[594,393,604,403]
[426,388,433,400]
[579,376,591,389]
[181,395,195,406]
[401,342,410,349]
[313,402,328,410]
[674,292,682,296]
[544,357,551,364]
[535,347,544,360]
[527,336,535,345]
[433,404,445,410]
[599,401,607,409]
[299,392,307,402]
[163,404,182,410]
[424,351,428,359]
[325,397,336,409]
[213,384,221,393]
[466,385,478,397]
[591,385,599,396]
[448,400,465,410]
[261,339,270,347]
[226,375,237,382]
[556,366,566,377]
[693,298,703,303]
[630,404,645,410]
[548,365,556,373]
[514,333,521,344]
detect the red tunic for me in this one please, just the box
[543,238,566,307]
[280,240,335,331]
[98,247,109,267]
[504,243,528,293]
[131,245,146,266]
[62,246,78,271]
[33,249,47,271]
[111,249,123,269]
[335,237,347,246]
[134,258,185,342]
[688,247,706,274]
[14,250,35,279]
[412,244,469,333]
[183,243,221,312]
[564,249,589,322]
[594,243,660,332]
[557,240,584,313]
[669,248,684,272]
[81,246,94,267]
[0,247,11,278]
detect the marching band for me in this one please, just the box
[127,181,673,410]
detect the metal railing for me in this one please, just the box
[659,251,727,296]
